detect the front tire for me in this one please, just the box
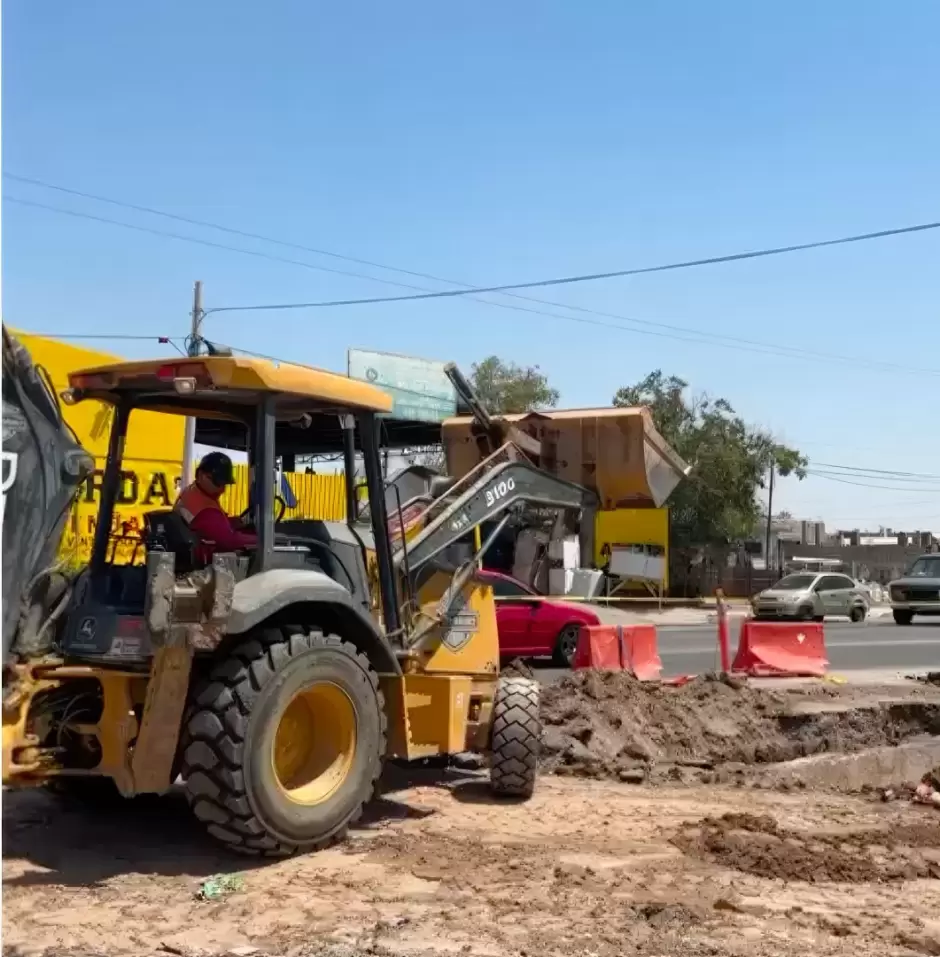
[552,624,581,667]
[849,605,866,623]
[893,610,914,626]
[489,676,540,799]
[181,628,386,856]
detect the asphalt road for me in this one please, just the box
[532,617,940,685]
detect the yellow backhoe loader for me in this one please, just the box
[1,330,596,855]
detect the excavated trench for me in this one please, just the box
[537,670,940,786]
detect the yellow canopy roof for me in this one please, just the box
[68,355,393,413]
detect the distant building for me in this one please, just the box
[778,528,939,585]
[742,517,830,571]
[833,528,936,549]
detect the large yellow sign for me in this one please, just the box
[12,331,186,565]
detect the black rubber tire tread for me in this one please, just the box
[552,624,582,668]
[849,605,866,623]
[179,628,385,857]
[500,657,535,681]
[489,676,540,799]
[893,610,914,626]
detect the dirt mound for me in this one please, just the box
[540,671,940,779]
[674,811,940,883]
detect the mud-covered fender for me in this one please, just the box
[227,568,401,675]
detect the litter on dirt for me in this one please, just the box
[196,872,245,901]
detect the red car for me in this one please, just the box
[479,569,601,667]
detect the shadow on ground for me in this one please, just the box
[2,761,481,887]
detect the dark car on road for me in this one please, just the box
[889,554,940,625]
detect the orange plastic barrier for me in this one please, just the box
[731,620,828,677]
[572,624,662,680]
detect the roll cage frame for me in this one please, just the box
[85,389,402,635]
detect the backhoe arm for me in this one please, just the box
[395,457,598,575]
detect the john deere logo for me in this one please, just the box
[365,367,379,382]
[78,617,97,640]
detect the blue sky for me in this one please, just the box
[3,1,939,530]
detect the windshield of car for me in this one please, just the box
[905,557,940,579]
[772,574,816,591]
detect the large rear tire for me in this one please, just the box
[180,628,386,857]
[489,676,540,799]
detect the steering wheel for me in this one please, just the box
[239,495,287,527]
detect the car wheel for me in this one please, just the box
[893,610,914,626]
[812,615,825,623]
[798,605,815,621]
[552,624,582,668]
[849,605,866,623]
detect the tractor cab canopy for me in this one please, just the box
[66,352,441,478]
[65,355,403,632]
[65,355,393,420]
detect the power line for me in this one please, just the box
[4,173,915,372]
[4,171,460,288]
[13,172,940,313]
[808,467,940,486]
[203,221,940,313]
[811,462,940,481]
[805,469,940,492]
[8,183,940,378]
[3,195,437,292]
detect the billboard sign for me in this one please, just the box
[347,348,457,423]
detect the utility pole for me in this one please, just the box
[180,280,204,487]
[764,463,775,572]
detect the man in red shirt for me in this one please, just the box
[174,452,257,559]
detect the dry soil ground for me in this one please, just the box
[6,675,940,957]
[5,764,940,957]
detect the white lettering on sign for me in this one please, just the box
[484,476,516,509]
[0,452,18,524]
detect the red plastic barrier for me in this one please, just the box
[572,624,662,680]
[731,620,828,677]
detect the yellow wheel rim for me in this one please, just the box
[271,682,357,806]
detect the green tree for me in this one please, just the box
[612,371,807,547]
[470,356,560,415]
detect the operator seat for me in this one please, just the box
[143,509,201,574]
